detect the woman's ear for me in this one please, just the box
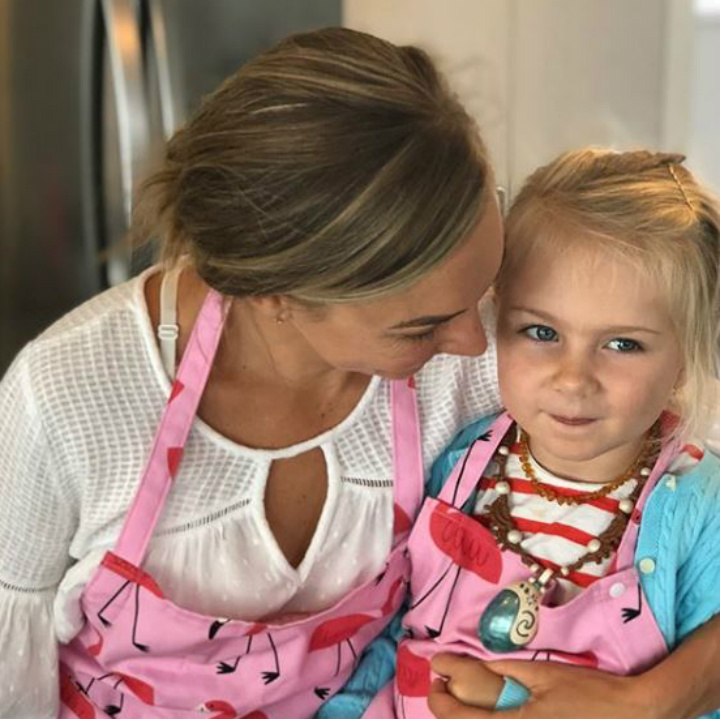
[248,295,293,324]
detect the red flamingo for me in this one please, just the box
[200,700,236,719]
[396,644,431,719]
[531,648,599,668]
[393,503,413,537]
[199,701,268,719]
[60,664,96,719]
[79,671,155,716]
[211,622,280,683]
[169,379,185,403]
[412,502,502,637]
[97,553,164,652]
[85,625,103,657]
[310,576,404,698]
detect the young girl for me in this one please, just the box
[359,148,720,718]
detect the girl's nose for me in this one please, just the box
[552,353,598,396]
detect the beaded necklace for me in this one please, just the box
[478,423,660,652]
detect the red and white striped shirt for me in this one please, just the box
[473,439,703,603]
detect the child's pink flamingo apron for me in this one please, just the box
[366,412,673,718]
[57,288,424,719]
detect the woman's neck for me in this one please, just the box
[178,269,361,398]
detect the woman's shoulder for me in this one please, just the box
[5,269,161,411]
[33,268,151,347]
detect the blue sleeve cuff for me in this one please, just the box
[316,609,404,719]
[495,676,531,710]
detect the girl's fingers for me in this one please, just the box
[432,652,490,678]
[427,678,499,719]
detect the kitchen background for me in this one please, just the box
[0,0,718,374]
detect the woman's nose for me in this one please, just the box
[440,310,488,357]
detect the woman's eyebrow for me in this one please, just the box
[389,309,466,330]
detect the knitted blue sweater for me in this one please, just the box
[319,414,720,719]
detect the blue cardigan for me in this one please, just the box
[318,414,720,718]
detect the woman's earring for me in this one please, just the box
[275,311,289,325]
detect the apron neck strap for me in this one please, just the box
[437,412,514,508]
[113,289,227,565]
[616,434,681,565]
[113,291,426,566]
[390,378,425,523]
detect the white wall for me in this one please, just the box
[688,13,720,193]
[343,0,693,197]
[343,0,511,188]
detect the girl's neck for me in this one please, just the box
[525,431,651,484]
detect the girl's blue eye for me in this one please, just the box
[523,325,558,342]
[402,328,437,343]
[606,338,643,352]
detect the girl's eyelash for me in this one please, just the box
[520,324,557,342]
[606,338,644,352]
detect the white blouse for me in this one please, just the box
[0,268,501,718]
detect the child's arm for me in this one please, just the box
[316,608,405,719]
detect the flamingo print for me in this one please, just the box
[60,664,96,719]
[199,702,268,719]
[393,503,413,537]
[311,576,404,697]
[396,644,431,719]
[531,648,599,668]
[412,502,502,637]
[622,586,643,623]
[77,671,155,716]
[85,625,103,657]
[97,552,164,652]
[210,622,281,683]
[199,700,236,719]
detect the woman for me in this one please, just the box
[0,26,717,719]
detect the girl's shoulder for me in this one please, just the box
[645,441,720,553]
[425,412,503,497]
[662,441,720,499]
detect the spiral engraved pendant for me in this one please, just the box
[478,570,552,652]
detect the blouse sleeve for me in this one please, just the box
[0,349,77,717]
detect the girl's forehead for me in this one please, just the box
[501,245,674,327]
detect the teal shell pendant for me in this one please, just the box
[478,568,553,652]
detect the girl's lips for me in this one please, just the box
[550,415,596,426]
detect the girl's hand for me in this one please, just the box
[428,656,660,719]
[431,653,504,709]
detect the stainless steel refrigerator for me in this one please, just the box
[0,0,341,373]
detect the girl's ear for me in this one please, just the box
[667,366,686,413]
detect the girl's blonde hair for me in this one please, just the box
[133,27,490,304]
[500,148,720,441]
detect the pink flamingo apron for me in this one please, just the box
[369,412,674,719]
[57,288,424,719]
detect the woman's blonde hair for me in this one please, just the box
[499,148,720,441]
[134,27,490,304]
